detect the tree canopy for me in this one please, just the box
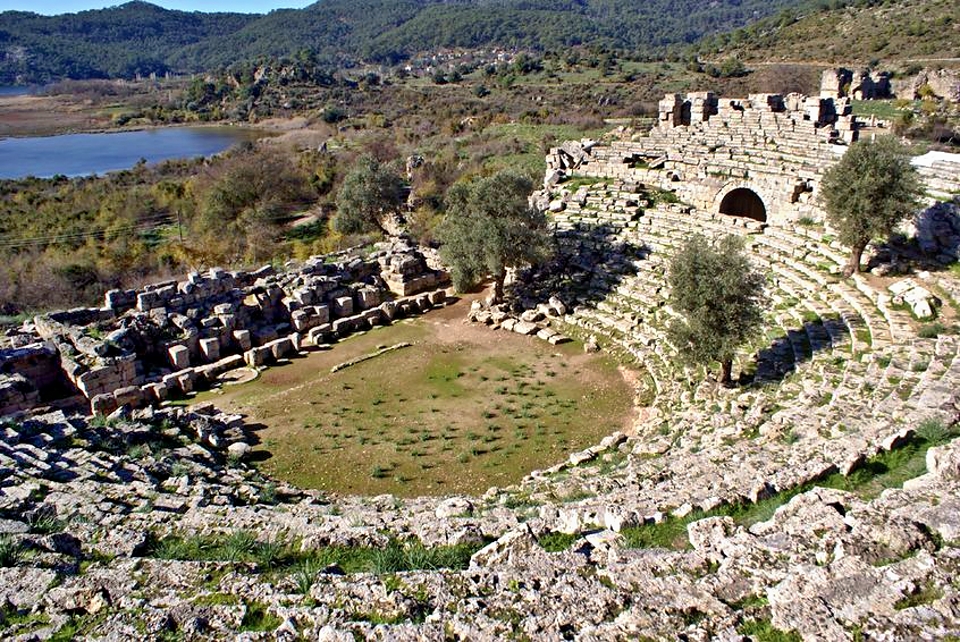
[820,135,923,276]
[2,0,809,83]
[437,170,553,303]
[667,234,767,386]
[333,156,407,236]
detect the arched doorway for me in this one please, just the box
[719,188,767,223]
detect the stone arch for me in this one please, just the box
[717,185,768,223]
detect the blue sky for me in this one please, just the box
[0,1,315,14]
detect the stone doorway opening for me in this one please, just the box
[719,188,767,223]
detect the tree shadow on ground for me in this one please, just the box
[744,314,849,386]
[508,221,651,310]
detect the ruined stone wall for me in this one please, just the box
[0,239,449,417]
[546,92,858,226]
[546,91,960,229]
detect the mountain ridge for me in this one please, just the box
[1,0,809,84]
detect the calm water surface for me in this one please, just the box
[0,86,36,97]
[0,127,260,179]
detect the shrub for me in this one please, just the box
[0,535,26,567]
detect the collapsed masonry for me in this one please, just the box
[0,240,448,417]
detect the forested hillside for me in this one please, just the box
[0,2,254,83]
[698,0,960,64]
[2,0,813,83]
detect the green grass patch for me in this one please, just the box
[0,534,28,566]
[196,304,634,496]
[918,322,950,339]
[737,618,802,642]
[538,532,579,552]
[894,581,943,610]
[145,530,485,576]
[240,601,281,632]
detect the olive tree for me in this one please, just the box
[667,234,767,386]
[333,156,407,235]
[437,170,553,303]
[820,136,923,276]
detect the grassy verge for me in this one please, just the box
[143,530,485,575]
[621,418,958,550]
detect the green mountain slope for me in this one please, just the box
[0,1,254,83]
[698,0,960,64]
[2,0,809,83]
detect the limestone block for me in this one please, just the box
[144,382,171,402]
[332,296,354,318]
[103,289,136,311]
[520,309,544,323]
[168,345,190,370]
[294,288,316,306]
[313,305,330,325]
[415,294,432,311]
[363,309,384,326]
[307,324,332,345]
[266,337,295,360]
[136,291,160,312]
[537,328,558,342]
[429,290,447,306]
[113,386,144,409]
[513,320,539,335]
[245,347,270,368]
[357,287,382,310]
[332,318,355,336]
[90,394,118,417]
[291,310,311,332]
[199,338,220,363]
[170,314,192,330]
[290,333,303,352]
[175,370,197,394]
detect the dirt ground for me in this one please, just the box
[0,94,112,137]
[195,295,638,497]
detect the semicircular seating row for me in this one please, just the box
[512,180,960,527]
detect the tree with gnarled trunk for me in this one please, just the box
[437,170,553,304]
[820,136,923,277]
[333,156,407,236]
[667,234,767,387]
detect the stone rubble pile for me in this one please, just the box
[0,241,448,417]
[466,298,571,345]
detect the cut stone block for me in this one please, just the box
[232,329,252,351]
[333,296,354,318]
[168,345,190,370]
[199,338,220,362]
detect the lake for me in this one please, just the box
[0,127,262,180]
[0,86,37,97]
